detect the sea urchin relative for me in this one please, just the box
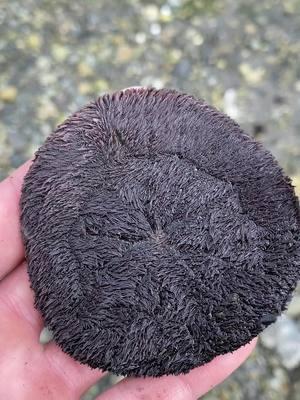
[20,87,300,377]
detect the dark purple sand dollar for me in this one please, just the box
[20,87,300,377]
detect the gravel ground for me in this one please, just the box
[1,0,300,399]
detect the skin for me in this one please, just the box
[0,161,256,399]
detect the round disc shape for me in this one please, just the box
[20,87,300,377]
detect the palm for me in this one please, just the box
[0,262,102,399]
[0,161,256,400]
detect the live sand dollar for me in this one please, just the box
[20,87,300,377]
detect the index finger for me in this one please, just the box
[0,160,32,280]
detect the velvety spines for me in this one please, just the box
[20,87,300,377]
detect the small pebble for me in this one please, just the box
[260,315,300,370]
[286,295,300,318]
[0,86,17,103]
[39,326,54,344]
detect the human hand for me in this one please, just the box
[0,161,256,399]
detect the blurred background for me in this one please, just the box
[1,0,300,399]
